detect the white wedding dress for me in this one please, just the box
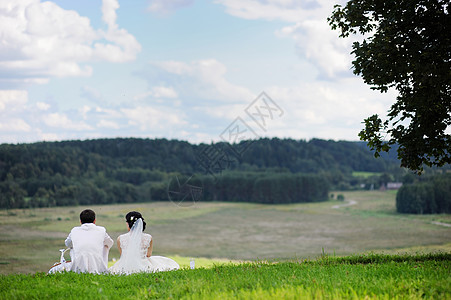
[109,219,179,275]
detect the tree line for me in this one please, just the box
[0,137,401,180]
[0,170,329,208]
[159,172,329,204]
[0,137,443,209]
[396,174,451,214]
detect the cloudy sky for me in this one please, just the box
[0,0,397,145]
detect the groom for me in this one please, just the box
[65,209,114,273]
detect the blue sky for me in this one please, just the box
[0,0,397,144]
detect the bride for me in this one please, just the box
[109,211,179,274]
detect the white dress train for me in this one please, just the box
[109,219,179,275]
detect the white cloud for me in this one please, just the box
[102,0,120,28]
[0,118,31,132]
[121,105,187,131]
[0,0,141,86]
[36,101,51,111]
[43,112,93,130]
[198,103,246,120]
[79,105,91,120]
[150,86,179,99]
[134,86,179,101]
[0,90,28,112]
[36,131,61,142]
[95,106,123,119]
[149,59,254,103]
[278,20,353,79]
[214,0,329,22]
[0,90,32,135]
[0,88,191,142]
[97,119,120,129]
[152,60,192,75]
[209,0,394,141]
[264,78,396,141]
[216,0,352,79]
[148,0,195,14]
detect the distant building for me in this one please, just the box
[386,182,403,190]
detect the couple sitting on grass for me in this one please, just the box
[64,209,179,275]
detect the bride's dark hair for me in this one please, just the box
[125,211,146,231]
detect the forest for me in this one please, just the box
[396,174,451,214]
[0,137,447,209]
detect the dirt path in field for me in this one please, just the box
[332,200,357,209]
[431,221,451,228]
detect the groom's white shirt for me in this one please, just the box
[65,223,114,273]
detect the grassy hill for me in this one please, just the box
[1,253,450,299]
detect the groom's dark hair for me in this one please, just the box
[80,209,96,224]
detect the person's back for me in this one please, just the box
[109,212,179,274]
[118,231,152,260]
[65,209,113,273]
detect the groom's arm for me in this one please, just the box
[104,232,114,249]
[65,231,73,248]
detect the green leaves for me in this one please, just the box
[331,0,451,172]
[358,115,391,158]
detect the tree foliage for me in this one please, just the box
[161,172,329,204]
[328,0,451,173]
[396,174,451,214]
[0,137,412,209]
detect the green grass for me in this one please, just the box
[108,256,240,269]
[1,253,449,299]
[351,171,382,178]
[166,256,243,269]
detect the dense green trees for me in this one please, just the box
[396,174,451,214]
[0,138,401,181]
[0,137,434,209]
[161,172,328,204]
[0,176,27,209]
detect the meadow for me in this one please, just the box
[1,253,450,299]
[0,190,450,275]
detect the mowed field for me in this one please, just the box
[0,190,450,275]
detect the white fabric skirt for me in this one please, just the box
[109,255,179,275]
